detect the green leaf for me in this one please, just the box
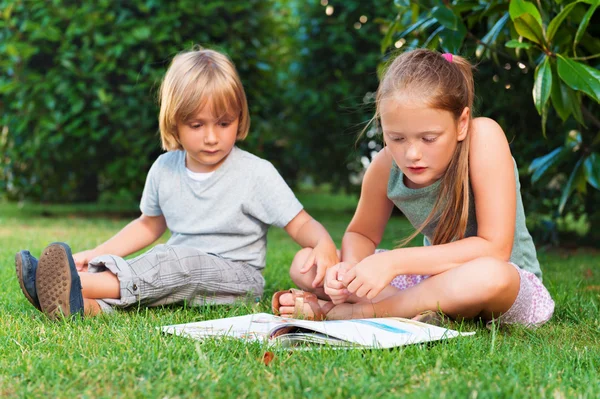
[431,6,467,34]
[424,25,444,48]
[533,56,552,115]
[505,39,532,49]
[559,157,585,214]
[394,0,410,7]
[476,13,510,58]
[438,27,466,53]
[567,88,585,125]
[557,55,600,102]
[541,102,548,137]
[509,0,543,27]
[574,3,599,48]
[529,147,566,183]
[584,152,600,190]
[547,1,581,42]
[550,64,572,121]
[514,14,545,45]
[397,16,435,39]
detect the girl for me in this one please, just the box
[272,49,554,327]
[15,47,338,319]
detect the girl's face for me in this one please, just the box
[176,104,239,173]
[379,97,469,189]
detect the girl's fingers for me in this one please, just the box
[325,286,346,297]
[342,268,357,287]
[346,279,362,295]
[355,285,370,298]
[366,287,380,300]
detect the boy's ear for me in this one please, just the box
[457,107,470,141]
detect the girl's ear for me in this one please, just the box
[457,107,470,141]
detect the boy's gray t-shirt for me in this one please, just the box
[140,146,303,270]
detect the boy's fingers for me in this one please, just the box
[312,265,327,287]
[299,253,316,273]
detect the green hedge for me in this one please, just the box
[0,0,285,202]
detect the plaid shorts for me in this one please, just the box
[87,244,264,312]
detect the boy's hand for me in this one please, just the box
[72,249,99,271]
[299,241,339,288]
[324,261,355,304]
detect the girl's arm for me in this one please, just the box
[321,150,395,302]
[341,148,395,265]
[73,213,167,269]
[284,210,339,287]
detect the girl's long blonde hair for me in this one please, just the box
[377,49,475,246]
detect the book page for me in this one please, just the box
[162,313,475,348]
[162,313,284,341]
[269,317,475,348]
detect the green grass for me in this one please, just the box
[1,193,599,398]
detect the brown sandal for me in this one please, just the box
[271,288,334,321]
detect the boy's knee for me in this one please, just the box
[290,248,313,272]
[289,248,314,286]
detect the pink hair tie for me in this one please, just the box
[442,53,453,63]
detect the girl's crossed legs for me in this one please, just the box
[284,248,522,322]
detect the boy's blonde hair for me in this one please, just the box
[158,47,250,151]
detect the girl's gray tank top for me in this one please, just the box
[387,159,542,279]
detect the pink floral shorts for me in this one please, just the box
[389,263,555,328]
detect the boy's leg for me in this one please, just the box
[279,256,520,321]
[89,245,265,309]
[79,271,120,316]
[79,271,120,299]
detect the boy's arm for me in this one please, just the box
[73,213,167,270]
[284,210,339,287]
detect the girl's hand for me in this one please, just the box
[72,249,99,272]
[342,254,395,299]
[324,261,355,304]
[299,241,339,288]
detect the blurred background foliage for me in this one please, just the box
[1,0,598,247]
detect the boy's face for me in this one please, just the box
[379,97,469,189]
[176,105,239,173]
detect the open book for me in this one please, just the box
[162,313,475,349]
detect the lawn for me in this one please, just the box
[1,193,598,398]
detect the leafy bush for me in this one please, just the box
[377,0,600,245]
[280,0,395,190]
[0,0,285,202]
